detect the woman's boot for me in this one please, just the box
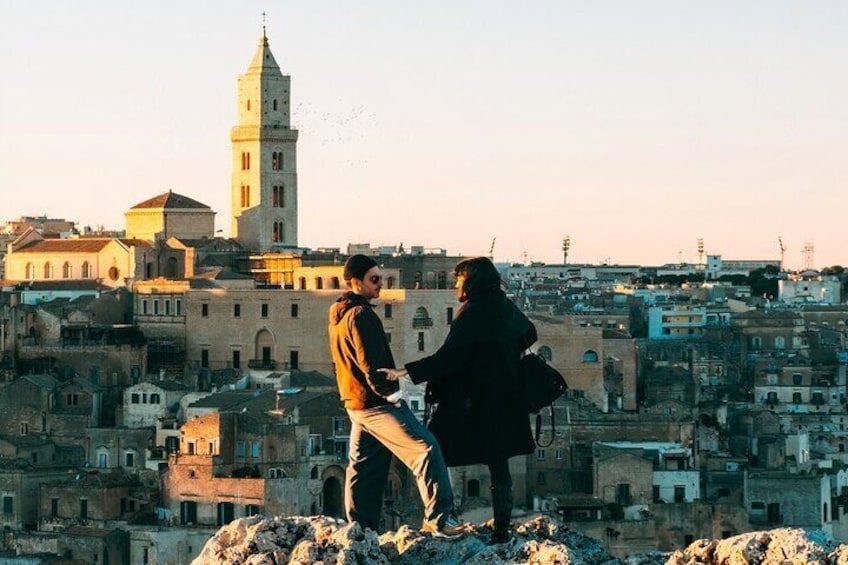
[490,484,513,544]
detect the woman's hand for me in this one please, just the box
[379,368,408,381]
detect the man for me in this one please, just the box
[328,254,462,539]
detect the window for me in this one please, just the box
[246,504,260,517]
[44,262,53,279]
[176,299,182,315]
[273,185,285,206]
[467,479,481,497]
[538,346,553,362]
[153,300,159,315]
[234,304,241,317]
[3,496,12,515]
[201,349,209,369]
[536,449,545,460]
[674,485,685,503]
[80,499,88,520]
[291,303,299,318]
[384,304,393,319]
[141,300,148,315]
[616,483,631,505]
[315,277,323,290]
[537,471,546,485]
[299,277,307,290]
[273,99,278,111]
[165,300,171,315]
[25,262,34,279]
[774,336,785,349]
[792,373,803,385]
[331,276,340,289]
[202,303,209,317]
[62,262,72,278]
[555,449,563,460]
[418,332,425,352]
[240,185,250,208]
[125,452,135,467]
[232,350,241,370]
[67,393,79,406]
[20,422,28,435]
[236,441,246,457]
[150,393,160,404]
[273,221,285,242]
[108,266,120,281]
[51,498,58,518]
[582,350,599,362]
[81,261,91,278]
[131,393,140,404]
[290,350,299,370]
[447,307,454,324]
[180,500,197,525]
[413,307,432,328]
[261,303,269,318]
[272,152,283,171]
[241,152,250,170]
[250,441,260,457]
[386,276,395,289]
[792,392,803,404]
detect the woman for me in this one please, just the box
[381,257,537,544]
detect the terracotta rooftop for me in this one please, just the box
[17,239,114,253]
[130,190,211,210]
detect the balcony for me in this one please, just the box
[412,317,433,329]
[248,359,277,370]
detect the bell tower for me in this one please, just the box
[231,28,298,251]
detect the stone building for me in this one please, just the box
[0,460,76,533]
[231,31,298,252]
[39,470,147,531]
[124,190,215,243]
[4,229,152,288]
[121,379,191,428]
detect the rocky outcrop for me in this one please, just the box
[193,515,848,565]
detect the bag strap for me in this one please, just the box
[534,403,556,448]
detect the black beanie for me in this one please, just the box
[343,254,378,281]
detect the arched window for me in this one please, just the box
[315,277,323,290]
[751,336,762,349]
[25,262,34,280]
[81,262,91,278]
[43,262,53,279]
[149,393,160,404]
[413,307,432,328]
[272,152,283,171]
[331,277,340,289]
[272,221,284,243]
[582,350,599,363]
[299,277,307,290]
[62,262,72,279]
[386,276,395,289]
[311,466,319,480]
[538,346,553,362]
[774,336,785,349]
[240,185,250,208]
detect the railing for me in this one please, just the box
[248,359,277,370]
[412,318,433,329]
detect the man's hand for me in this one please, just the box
[378,368,408,381]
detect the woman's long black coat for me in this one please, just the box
[405,290,537,467]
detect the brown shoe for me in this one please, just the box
[422,515,464,540]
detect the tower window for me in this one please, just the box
[241,152,250,170]
[273,99,278,111]
[240,185,250,207]
[272,152,283,171]
[43,262,53,279]
[246,99,251,111]
[62,262,72,279]
[273,221,284,243]
[273,185,285,207]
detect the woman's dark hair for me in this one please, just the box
[454,257,502,301]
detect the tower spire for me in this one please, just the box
[261,11,267,40]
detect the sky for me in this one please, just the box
[1,1,847,269]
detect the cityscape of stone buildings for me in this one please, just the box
[1,31,848,564]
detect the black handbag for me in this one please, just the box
[521,352,567,413]
[520,352,568,448]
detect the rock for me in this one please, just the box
[193,515,848,565]
[667,528,843,565]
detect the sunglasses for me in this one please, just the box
[369,275,382,284]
